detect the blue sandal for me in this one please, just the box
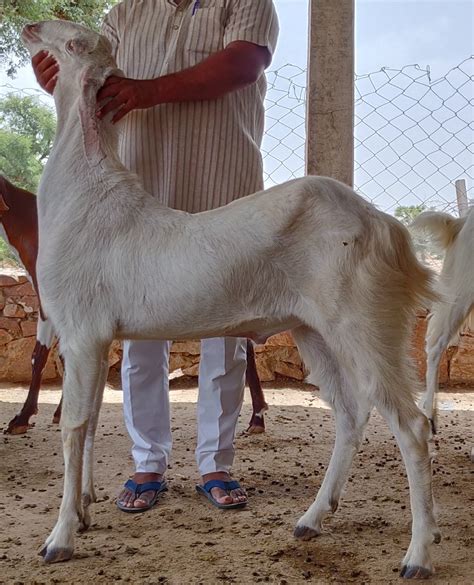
[196,479,248,510]
[116,478,168,513]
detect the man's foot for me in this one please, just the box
[117,472,166,511]
[199,472,248,507]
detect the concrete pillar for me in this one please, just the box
[306,0,355,187]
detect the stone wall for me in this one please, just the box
[1,269,473,385]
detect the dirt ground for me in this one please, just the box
[0,380,472,585]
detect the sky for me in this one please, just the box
[1,0,473,213]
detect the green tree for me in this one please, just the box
[0,1,120,77]
[395,204,438,261]
[0,94,56,161]
[0,130,43,190]
[394,204,426,227]
[0,94,55,189]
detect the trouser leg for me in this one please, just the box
[196,337,247,476]
[121,339,172,475]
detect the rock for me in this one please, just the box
[4,282,36,296]
[0,337,57,382]
[449,334,474,383]
[0,317,21,335]
[3,303,26,318]
[0,330,13,346]
[170,340,201,355]
[0,274,28,286]
[20,320,37,337]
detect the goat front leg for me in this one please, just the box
[80,350,109,532]
[40,342,107,563]
[292,326,371,538]
[5,317,55,434]
[246,340,268,433]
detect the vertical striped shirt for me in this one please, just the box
[102,0,279,212]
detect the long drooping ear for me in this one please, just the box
[78,66,122,166]
[78,66,104,166]
[0,194,10,213]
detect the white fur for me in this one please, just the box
[23,20,440,576]
[412,208,474,429]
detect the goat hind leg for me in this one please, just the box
[5,318,54,434]
[423,302,470,433]
[246,339,268,433]
[376,392,439,579]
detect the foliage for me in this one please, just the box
[394,204,426,227]
[0,130,43,191]
[0,0,120,77]
[0,94,56,161]
[0,93,55,189]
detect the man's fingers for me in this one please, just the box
[112,102,131,124]
[32,50,48,66]
[36,54,57,74]
[97,97,124,119]
[44,76,58,94]
[97,77,123,100]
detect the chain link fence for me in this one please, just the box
[263,56,473,215]
[1,55,473,217]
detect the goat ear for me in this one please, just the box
[78,66,105,166]
[65,38,90,56]
[0,194,10,213]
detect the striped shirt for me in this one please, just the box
[102,0,279,212]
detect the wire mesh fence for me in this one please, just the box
[263,56,473,216]
[1,56,473,218]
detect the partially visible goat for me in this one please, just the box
[412,208,474,432]
[0,176,267,434]
[23,21,440,578]
[0,176,58,434]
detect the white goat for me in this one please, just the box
[22,20,440,578]
[412,208,474,432]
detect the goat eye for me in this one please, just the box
[65,40,74,53]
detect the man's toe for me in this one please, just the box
[118,489,135,508]
[133,490,155,508]
[230,488,248,504]
[210,487,233,505]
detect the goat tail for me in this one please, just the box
[411,211,466,251]
[379,216,439,313]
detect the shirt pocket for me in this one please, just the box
[184,7,225,58]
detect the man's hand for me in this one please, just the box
[32,51,59,95]
[96,77,159,124]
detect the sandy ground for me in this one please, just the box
[0,380,473,585]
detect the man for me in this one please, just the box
[33,0,279,511]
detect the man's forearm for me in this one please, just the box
[97,41,271,123]
[153,41,270,103]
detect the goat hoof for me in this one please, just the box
[293,525,320,541]
[247,424,265,435]
[40,545,73,564]
[429,418,437,436]
[4,418,33,435]
[433,531,441,544]
[400,565,432,579]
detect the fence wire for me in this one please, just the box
[263,56,473,215]
[1,56,473,216]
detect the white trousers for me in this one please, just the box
[122,337,247,476]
